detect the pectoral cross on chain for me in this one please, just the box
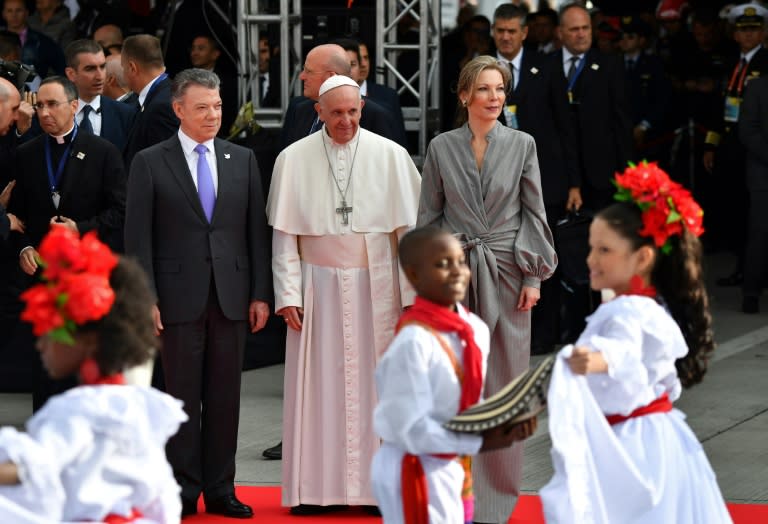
[336,200,353,225]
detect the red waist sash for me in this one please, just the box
[605,393,672,426]
[401,453,467,524]
[103,509,143,523]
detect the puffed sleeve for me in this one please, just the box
[416,140,446,228]
[514,136,557,288]
[0,413,93,521]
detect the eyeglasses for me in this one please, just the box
[34,100,71,111]
[302,65,332,75]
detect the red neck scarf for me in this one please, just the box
[397,297,483,410]
[620,275,657,298]
[79,358,126,386]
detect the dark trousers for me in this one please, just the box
[743,190,768,298]
[162,282,247,503]
[532,203,563,351]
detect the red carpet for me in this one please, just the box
[183,486,768,523]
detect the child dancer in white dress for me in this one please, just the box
[0,227,186,524]
[541,163,732,523]
[371,227,537,524]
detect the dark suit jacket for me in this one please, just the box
[20,27,65,77]
[124,135,271,323]
[499,50,578,207]
[123,77,180,168]
[366,81,407,142]
[0,204,9,240]
[558,48,634,192]
[740,76,768,191]
[8,132,126,251]
[98,95,138,152]
[706,47,768,143]
[624,53,671,133]
[279,95,406,151]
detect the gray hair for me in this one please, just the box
[171,68,220,101]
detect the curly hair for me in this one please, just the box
[80,257,158,376]
[597,202,715,388]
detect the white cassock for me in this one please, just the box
[540,296,732,524]
[370,305,488,524]
[0,385,186,524]
[267,126,421,506]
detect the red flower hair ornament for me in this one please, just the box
[20,227,118,344]
[613,161,704,254]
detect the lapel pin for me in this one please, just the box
[224,153,230,159]
[591,63,600,71]
[530,67,539,75]
[76,152,86,160]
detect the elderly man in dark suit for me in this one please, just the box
[64,39,137,152]
[8,75,125,409]
[739,75,768,313]
[122,34,179,167]
[279,43,405,151]
[124,68,271,519]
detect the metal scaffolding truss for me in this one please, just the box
[236,0,303,128]
[236,0,441,162]
[376,0,441,165]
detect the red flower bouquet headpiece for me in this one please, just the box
[614,161,704,254]
[20,227,118,344]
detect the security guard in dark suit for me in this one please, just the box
[702,3,768,286]
[618,16,672,166]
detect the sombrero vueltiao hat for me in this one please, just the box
[444,355,555,433]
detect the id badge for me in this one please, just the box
[503,104,518,129]
[52,191,60,209]
[724,96,741,123]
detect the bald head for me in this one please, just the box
[104,53,128,100]
[300,44,352,100]
[0,77,21,135]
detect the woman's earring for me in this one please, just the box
[461,99,467,107]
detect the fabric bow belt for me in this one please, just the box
[457,232,515,334]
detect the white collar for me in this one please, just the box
[497,48,523,72]
[138,72,166,107]
[742,45,762,63]
[78,95,101,113]
[50,124,76,144]
[178,128,215,156]
[562,47,583,66]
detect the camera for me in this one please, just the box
[0,59,37,93]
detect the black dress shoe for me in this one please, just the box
[262,441,282,460]
[716,271,743,287]
[289,504,347,515]
[742,296,760,314]
[205,494,253,518]
[181,498,198,518]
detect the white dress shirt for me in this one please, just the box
[177,129,219,195]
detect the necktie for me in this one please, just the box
[626,59,635,73]
[508,62,516,91]
[79,105,93,134]
[309,116,323,134]
[566,56,579,83]
[194,144,215,222]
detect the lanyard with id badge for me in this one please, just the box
[45,126,78,209]
[566,56,586,106]
[724,60,750,123]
